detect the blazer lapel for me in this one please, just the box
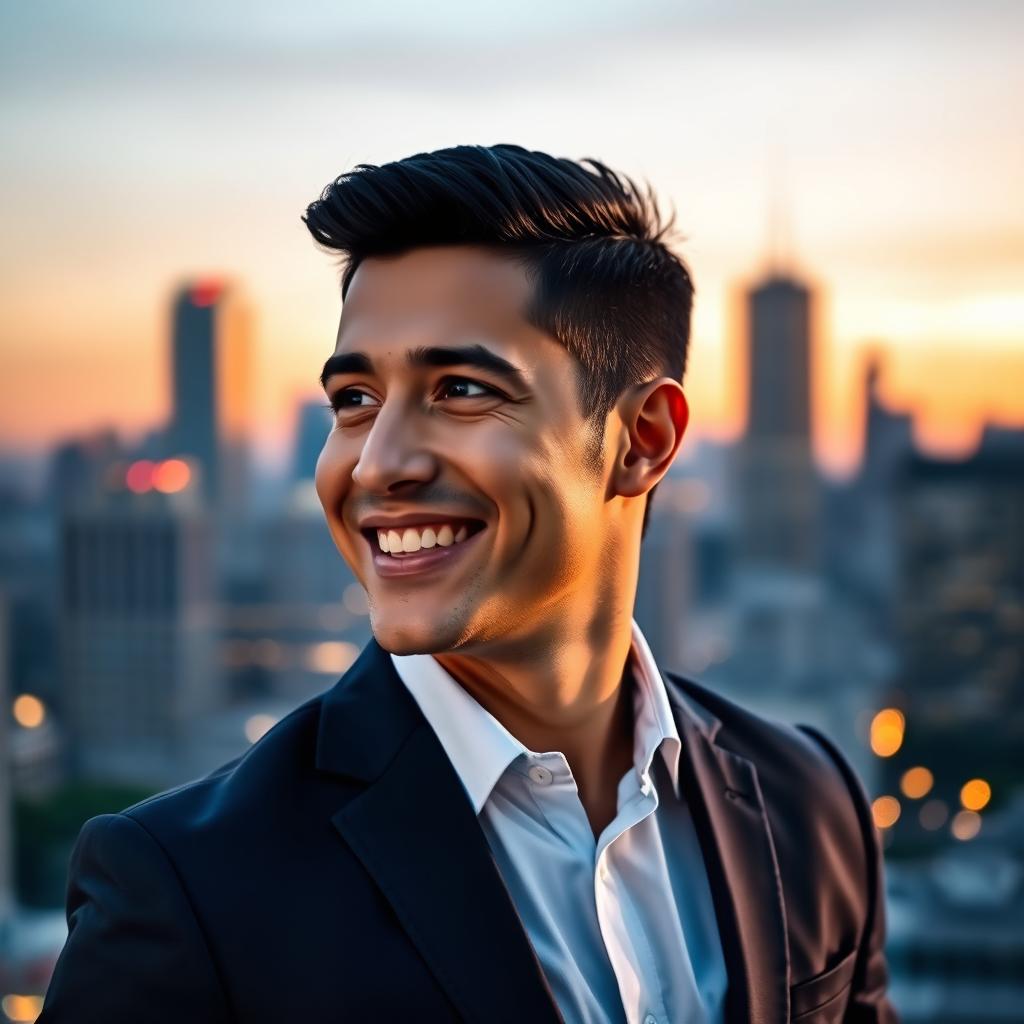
[664,672,790,1024]
[316,640,562,1024]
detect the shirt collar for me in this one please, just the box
[390,617,682,815]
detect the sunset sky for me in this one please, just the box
[2,0,1022,480]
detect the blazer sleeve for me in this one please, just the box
[38,811,232,1024]
[796,724,901,1024]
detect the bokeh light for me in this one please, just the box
[245,714,277,744]
[870,709,905,757]
[305,640,359,675]
[919,799,949,831]
[12,693,46,728]
[951,809,982,841]
[152,458,191,493]
[900,766,934,799]
[872,795,902,829]
[960,778,992,811]
[125,459,156,492]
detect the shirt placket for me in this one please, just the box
[593,775,676,1024]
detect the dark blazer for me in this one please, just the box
[40,638,898,1023]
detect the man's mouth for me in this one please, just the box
[359,518,487,577]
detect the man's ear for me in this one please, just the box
[610,378,689,499]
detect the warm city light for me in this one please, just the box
[13,693,46,728]
[125,459,156,492]
[191,279,225,307]
[869,709,905,757]
[306,641,359,675]
[1,994,44,1023]
[900,766,934,799]
[960,778,992,811]
[245,714,277,744]
[871,795,901,829]
[951,809,982,841]
[919,799,949,831]
[152,458,191,493]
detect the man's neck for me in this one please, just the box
[432,608,638,839]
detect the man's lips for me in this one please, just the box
[357,512,485,531]
[366,524,486,578]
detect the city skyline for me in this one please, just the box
[2,1,1023,478]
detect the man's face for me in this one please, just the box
[314,244,618,656]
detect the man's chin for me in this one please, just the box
[368,612,468,657]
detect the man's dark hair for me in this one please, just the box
[303,143,694,538]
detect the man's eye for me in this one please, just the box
[438,377,498,399]
[325,388,377,412]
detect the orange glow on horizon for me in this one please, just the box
[3,265,1022,473]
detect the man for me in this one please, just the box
[41,144,897,1023]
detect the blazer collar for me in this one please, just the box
[663,669,791,1024]
[316,639,790,1024]
[317,638,563,1023]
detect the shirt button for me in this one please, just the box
[528,764,553,786]
[644,1015,658,1024]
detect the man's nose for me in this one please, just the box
[351,401,438,494]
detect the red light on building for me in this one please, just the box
[153,458,191,493]
[191,279,225,308]
[125,460,156,492]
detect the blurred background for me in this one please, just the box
[1,1,1022,1020]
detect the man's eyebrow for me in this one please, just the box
[406,345,528,389]
[320,351,374,390]
[319,344,528,391]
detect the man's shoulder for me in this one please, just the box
[114,689,336,851]
[662,669,875,860]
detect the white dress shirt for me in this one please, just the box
[390,619,727,1024]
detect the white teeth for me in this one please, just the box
[374,522,475,554]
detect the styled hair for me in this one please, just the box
[303,143,694,537]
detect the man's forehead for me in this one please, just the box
[341,245,532,323]
[334,248,553,364]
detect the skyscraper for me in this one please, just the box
[736,274,819,571]
[167,279,252,516]
[58,458,221,787]
[0,591,12,932]
[725,270,829,715]
[881,436,1024,853]
[290,398,333,484]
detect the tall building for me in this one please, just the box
[880,432,1024,854]
[58,456,221,787]
[291,399,333,484]
[167,279,253,516]
[726,271,828,711]
[0,590,13,934]
[736,274,820,571]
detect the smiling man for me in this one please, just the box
[41,145,897,1023]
